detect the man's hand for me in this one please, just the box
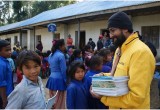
[90,86,102,99]
[93,72,104,77]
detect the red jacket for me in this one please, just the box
[67,38,73,46]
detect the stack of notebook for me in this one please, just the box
[92,76,129,96]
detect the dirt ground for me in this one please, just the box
[150,78,160,109]
[42,78,160,109]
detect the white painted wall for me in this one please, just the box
[132,14,160,60]
[0,33,19,51]
[68,20,107,46]
[1,13,160,59]
[35,24,69,52]
[132,14,160,34]
[22,33,27,48]
[27,30,35,51]
[35,28,53,52]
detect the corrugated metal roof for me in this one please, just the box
[0,0,157,33]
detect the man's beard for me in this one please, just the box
[113,32,126,47]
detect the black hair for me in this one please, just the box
[89,38,92,41]
[68,34,71,37]
[51,39,65,55]
[42,52,47,58]
[84,44,92,51]
[98,48,111,57]
[23,46,27,49]
[47,50,51,56]
[13,47,16,51]
[89,55,103,69]
[69,49,82,64]
[84,57,91,67]
[67,61,85,82]
[11,54,17,60]
[0,40,10,51]
[16,50,41,71]
[145,41,157,57]
[82,44,92,57]
[109,45,117,53]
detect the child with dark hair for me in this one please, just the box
[98,48,112,72]
[0,40,13,108]
[66,61,88,109]
[46,39,67,109]
[83,44,93,58]
[11,47,18,58]
[42,53,48,78]
[84,55,107,109]
[69,49,83,64]
[6,50,46,109]
[83,44,93,71]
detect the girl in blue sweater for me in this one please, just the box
[66,61,88,109]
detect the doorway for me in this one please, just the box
[75,31,86,49]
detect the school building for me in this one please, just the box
[0,1,160,60]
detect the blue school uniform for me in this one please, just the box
[102,64,111,73]
[75,57,83,62]
[0,56,13,96]
[46,50,67,90]
[106,61,112,68]
[84,70,107,109]
[66,79,88,109]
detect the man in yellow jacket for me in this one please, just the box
[91,12,155,109]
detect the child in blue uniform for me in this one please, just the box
[98,48,112,72]
[0,40,13,108]
[46,39,67,109]
[85,55,107,109]
[68,49,83,65]
[66,61,88,109]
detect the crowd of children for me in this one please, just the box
[0,37,116,109]
[0,39,51,109]
[1,10,160,109]
[0,33,159,109]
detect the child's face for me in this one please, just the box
[107,54,112,62]
[22,60,41,83]
[87,48,92,53]
[0,45,11,58]
[74,67,85,81]
[104,54,112,62]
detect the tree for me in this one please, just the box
[31,1,76,17]
[0,1,76,26]
[12,1,29,22]
[0,1,13,26]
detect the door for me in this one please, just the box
[79,31,85,50]
[75,31,86,49]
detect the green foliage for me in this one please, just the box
[31,1,76,17]
[0,0,76,26]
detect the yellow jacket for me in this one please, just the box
[101,32,155,109]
